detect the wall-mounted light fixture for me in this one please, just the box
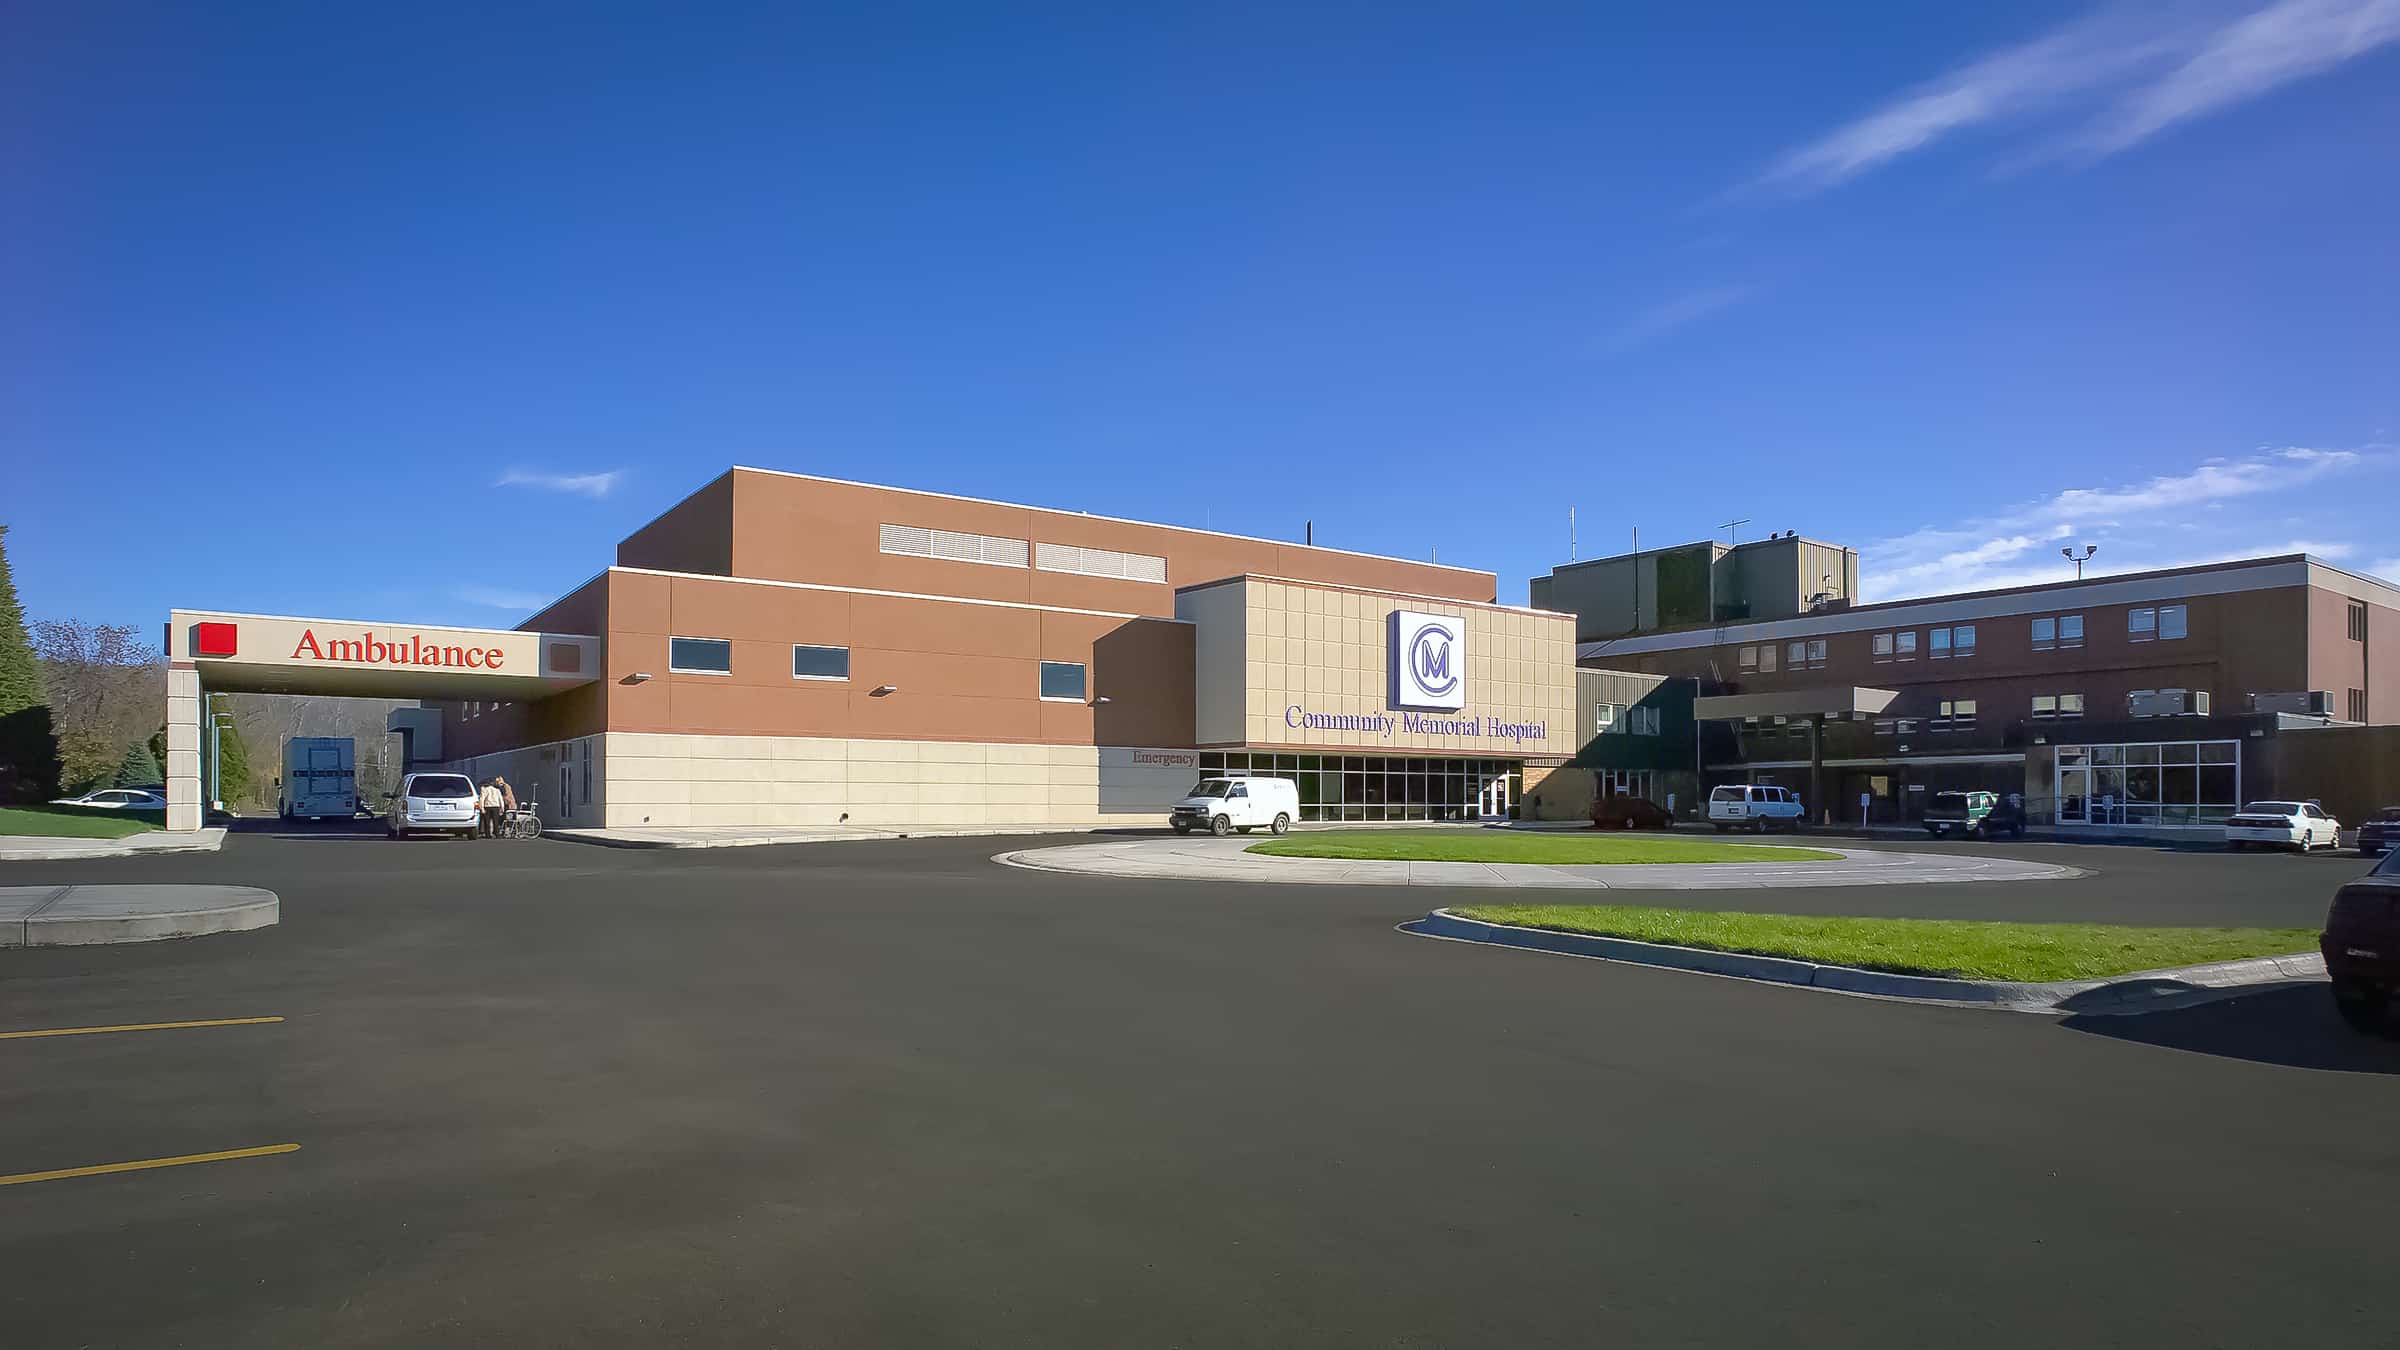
[1091,695,1113,705]
[870,684,899,697]
[623,672,653,684]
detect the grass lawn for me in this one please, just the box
[1451,904,2320,982]
[0,805,162,839]
[1245,829,1838,865]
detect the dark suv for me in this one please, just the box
[2355,806,2400,857]
[2322,848,2400,1034]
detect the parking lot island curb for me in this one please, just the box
[1402,908,2327,1015]
[0,885,278,948]
[0,828,228,863]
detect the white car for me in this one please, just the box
[387,772,483,840]
[1170,775,1300,836]
[1708,784,1807,833]
[2225,800,2342,852]
[51,788,167,810]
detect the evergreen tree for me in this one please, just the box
[214,716,252,803]
[0,526,38,716]
[111,738,162,789]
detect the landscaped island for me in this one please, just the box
[1449,904,2319,982]
[1244,829,1838,866]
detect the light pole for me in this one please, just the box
[2061,544,2098,579]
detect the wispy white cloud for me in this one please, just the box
[1603,285,1752,354]
[2370,558,2400,582]
[496,468,624,498]
[454,585,554,611]
[1863,444,2376,598]
[1753,0,2400,195]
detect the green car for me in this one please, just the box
[1923,790,2023,839]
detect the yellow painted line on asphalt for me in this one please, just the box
[0,1143,300,1188]
[0,1016,284,1041]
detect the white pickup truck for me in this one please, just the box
[1709,784,1807,833]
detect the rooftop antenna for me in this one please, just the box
[1718,516,1751,546]
[2062,544,2098,579]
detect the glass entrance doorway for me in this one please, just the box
[1195,752,1524,822]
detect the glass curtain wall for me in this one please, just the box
[2053,740,2239,826]
[1196,752,1524,822]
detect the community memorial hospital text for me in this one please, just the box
[1285,705,1552,745]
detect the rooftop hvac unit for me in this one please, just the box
[2250,690,2331,717]
[2129,689,2212,719]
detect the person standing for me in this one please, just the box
[479,778,504,839]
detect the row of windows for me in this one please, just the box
[877,522,1170,584]
[1595,702,1662,736]
[1733,605,2189,673]
[665,637,1090,701]
[1852,687,2204,736]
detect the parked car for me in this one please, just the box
[1920,791,2029,840]
[386,772,482,840]
[1593,793,1673,831]
[2321,849,2400,1034]
[50,788,166,811]
[2224,800,2342,852]
[1169,775,1300,836]
[1708,784,1806,833]
[2355,806,2400,856]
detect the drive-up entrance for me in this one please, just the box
[163,609,599,831]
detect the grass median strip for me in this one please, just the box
[1248,829,1839,865]
[1450,904,2320,982]
[0,806,159,839]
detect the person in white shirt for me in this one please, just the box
[479,780,505,839]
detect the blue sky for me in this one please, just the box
[6,0,2396,634]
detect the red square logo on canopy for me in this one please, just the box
[194,622,238,657]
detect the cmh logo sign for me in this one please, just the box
[1391,610,1467,711]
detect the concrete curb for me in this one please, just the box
[0,828,228,863]
[0,884,278,948]
[1402,908,2326,1015]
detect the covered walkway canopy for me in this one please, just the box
[163,609,599,829]
[1692,685,1898,822]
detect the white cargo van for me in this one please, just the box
[280,736,358,821]
[1708,784,1807,833]
[1169,775,1301,836]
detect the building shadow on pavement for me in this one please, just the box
[2060,984,2400,1074]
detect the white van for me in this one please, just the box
[1708,784,1807,833]
[1170,775,1302,836]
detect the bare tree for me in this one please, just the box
[32,620,164,791]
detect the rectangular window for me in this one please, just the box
[1760,644,1778,673]
[2059,693,2084,717]
[2032,617,2056,651]
[1737,646,1757,671]
[2059,614,2084,647]
[1034,541,1168,584]
[878,523,1030,569]
[1806,639,1827,666]
[1929,627,1951,658]
[668,637,732,674]
[792,644,850,680]
[1632,706,1661,736]
[2159,603,2186,640]
[1894,631,1917,659]
[1872,632,1893,660]
[1953,624,1975,656]
[1936,698,1977,728]
[1596,702,1622,733]
[1038,660,1087,701]
[1787,641,1806,666]
[2129,607,2156,641]
[2349,602,2368,643]
[2032,695,2054,718]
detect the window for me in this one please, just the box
[2059,693,2084,718]
[2159,604,2186,640]
[1806,638,1827,668]
[2032,617,2055,651]
[2031,693,2086,720]
[2037,614,2084,650]
[1737,646,1757,671]
[1952,624,1975,656]
[2032,695,2055,718]
[878,523,1030,569]
[1929,627,1949,658]
[1760,644,1778,673]
[669,637,732,674]
[1872,633,1893,661]
[1894,631,1917,660]
[1936,698,1976,728]
[1787,641,1806,666]
[2129,607,2155,641]
[1038,660,1087,701]
[2060,614,2083,647]
[2350,602,2368,642]
[2348,688,2367,722]
[1631,706,1661,736]
[1596,702,1623,733]
[792,644,850,680]
[1035,541,1167,584]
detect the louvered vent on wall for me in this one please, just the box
[878,523,1030,568]
[1035,542,1169,584]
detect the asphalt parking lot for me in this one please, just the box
[2,829,2395,1348]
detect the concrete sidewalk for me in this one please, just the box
[0,883,277,947]
[0,828,227,863]
[996,836,2083,889]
